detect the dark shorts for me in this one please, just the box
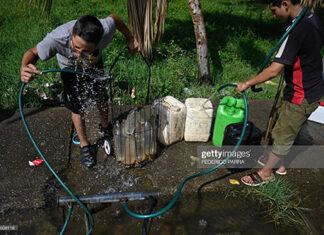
[61,65,108,114]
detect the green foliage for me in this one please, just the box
[238,178,311,226]
[1,0,323,109]
[20,0,53,15]
[106,40,197,105]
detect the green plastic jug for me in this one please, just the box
[212,96,245,147]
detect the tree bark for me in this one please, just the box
[188,0,211,85]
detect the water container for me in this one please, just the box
[114,121,122,159]
[144,120,151,156]
[150,120,157,155]
[135,122,145,162]
[113,107,157,166]
[117,120,126,162]
[124,133,136,165]
[129,134,136,163]
[184,98,213,142]
[212,96,245,147]
[125,107,139,135]
[153,96,186,146]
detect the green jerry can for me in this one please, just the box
[212,96,245,147]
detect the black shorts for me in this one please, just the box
[61,66,108,114]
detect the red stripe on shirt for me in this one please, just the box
[291,57,304,104]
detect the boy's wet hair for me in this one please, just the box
[73,15,104,44]
[265,0,300,6]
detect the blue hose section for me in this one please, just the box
[72,133,81,145]
[123,83,248,219]
[19,69,94,235]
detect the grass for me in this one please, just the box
[226,178,311,227]
[0,0,323,108]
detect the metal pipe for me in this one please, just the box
[58,191,160,206]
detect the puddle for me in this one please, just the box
[0,191,301,234]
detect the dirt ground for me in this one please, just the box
[1,99,324,234]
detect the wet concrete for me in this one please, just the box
[0,107,72,210]
[1,100,324,234]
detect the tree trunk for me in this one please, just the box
[188,0,211,85]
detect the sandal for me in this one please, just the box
[257,155,287,175]
[275,169,287,175]
[241,171,275,186]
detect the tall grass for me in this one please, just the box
[234,178,311,227]
[1,0,323,108]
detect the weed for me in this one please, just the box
[226,178,311,227]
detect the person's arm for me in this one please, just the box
[235,62,285,94]
[108,14,139,54]
[20,46,42,83]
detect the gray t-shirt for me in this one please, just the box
[37,17,116,70]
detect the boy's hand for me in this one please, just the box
[20,64,42,83]
[234,82,250,94]
[127,36,140,55]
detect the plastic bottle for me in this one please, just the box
[150,118,157,155]
[125,107,138,135]
[183,87,193,95]
[123,118,136,165]
[114,120,121,160]
[119,120,126,162]
[124,124,130,165]
[129,133,136,164]
[135,122,145,162]
[144,120,151,156]
[212,96,245,147]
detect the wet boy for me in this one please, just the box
[20,14,139,168]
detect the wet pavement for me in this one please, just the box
[1,100,324,234]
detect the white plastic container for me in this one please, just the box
[184,98,213,142]
[153,96,186,146]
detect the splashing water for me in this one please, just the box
[73,58,110,81]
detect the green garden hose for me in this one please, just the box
[123,83,249,219]
[19,69,94,235]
